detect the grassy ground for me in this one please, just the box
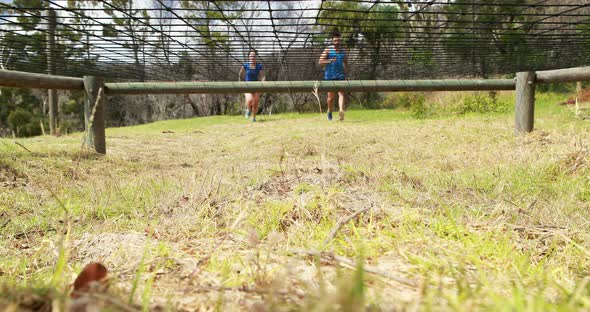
[1,92,590,311]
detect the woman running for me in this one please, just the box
[239,50,265,122]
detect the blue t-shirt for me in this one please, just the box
[243,63,264,81]
[324,47,346,80]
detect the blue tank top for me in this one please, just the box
[324,47,346,80]
[243,63,263,81]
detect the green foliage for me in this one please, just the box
[180,1,242,50]
[0,87,84,137]
[317,1,401,79]
[360,4,401,45]
[444,0,533,77]
[410,98,434,119]
[7,108,43,137]
[379,91,511,119]
[102,0,151,80]
[59,92,84,133]
[317,1,365,41]
[12,0,48,31]
[348,92,384,110]
[451,92,511,114]
[381,92,428,113]
[0,87,42,132]
[7,108,32,130]
[537,82,577,94]
[4,0,92,76]
[60,99,77,116]
[174,51,194,80]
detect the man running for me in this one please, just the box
[318,30,348,121]
[239,50,265,122]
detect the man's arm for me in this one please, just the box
[319,48,332,66]
[238,66,244,81]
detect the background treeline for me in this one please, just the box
[1,0,589,136]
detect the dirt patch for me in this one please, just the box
[0,162,28,187]
[520,129,552,146]
[72,232,153,270]
[562,87,590,105]
[556,149,589,175]
[72,232,199,283]
[253,166,344,199]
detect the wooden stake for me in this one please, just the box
[83,76,106,154]
[515,71,536,134]
[46,9,58,135]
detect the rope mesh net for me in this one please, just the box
[1,0,590,82]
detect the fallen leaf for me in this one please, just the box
[71,262,109,298]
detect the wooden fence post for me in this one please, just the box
[515,71,536,134]
[83,76,106,154]
[46,9,58,135]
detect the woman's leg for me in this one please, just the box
[245,93,253,118]
[252,93,261,121]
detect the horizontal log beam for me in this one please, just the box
[0,69,84,90]
[536,66,590,83]
[105,79,516,95]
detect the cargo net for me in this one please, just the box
[1,0,590,82]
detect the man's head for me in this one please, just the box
[249,50,257,63]
[331,30,341,47]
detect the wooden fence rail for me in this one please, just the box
[0,65,589,154]
[0,69,84,90]
[104,79,517,95]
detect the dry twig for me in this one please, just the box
[312,81,322,114]
[322,205,372,249]
[14,141,32,153]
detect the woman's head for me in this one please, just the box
[249,50,257,63]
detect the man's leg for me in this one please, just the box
[338,91,346,121]
[327,92,335,120]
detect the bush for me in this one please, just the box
[7,109,44,137]
[346,93,384,110]
[451,92,511,114]
[60,119,82,134]
[380,92,434,118]
[382,92,426,109]
[410,96,434,119]
[25,117,43,136]
[61,99,80,115]
[536,82,576,94]
[7,108,32,130]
